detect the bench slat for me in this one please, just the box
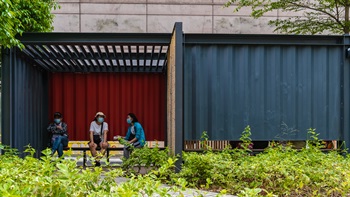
[63,143,165,167]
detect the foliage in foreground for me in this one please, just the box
[225,0,350,35]
[2,126,350,197]
[175,127,350,196]
[0,0,59,48]
[178,145,350,196]
[121,146,176,177]
[121,126,350,196]
[0,146,182,197]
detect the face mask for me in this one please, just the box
[127,118,131,124]
[97,117,104,123]
[54,119,61,124]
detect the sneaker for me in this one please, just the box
[95,161,101,167]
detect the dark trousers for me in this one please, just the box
[123,142,142,159]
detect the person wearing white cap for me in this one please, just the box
[88,112,109,166]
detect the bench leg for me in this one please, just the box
[83,150,86,167]
[107,149,110,163]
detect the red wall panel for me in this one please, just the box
[49,73,166,141]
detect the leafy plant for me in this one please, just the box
[306,128,324,149]
[0,145,183,196]
[200,131,210,150]
[237,188,262,197]
[152,157,178,182]
[225,0,350,34]
[121,146,176,176]
[0,0,60,48]
[274,122,299,145]
[176,127,350,196]
[238,125,253,152]
[2,126,350,197]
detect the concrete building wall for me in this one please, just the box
[53,0,292,34]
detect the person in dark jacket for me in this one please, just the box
[115,113,146,159]
[47,112,68,157]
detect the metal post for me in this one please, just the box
[173,22,184,172]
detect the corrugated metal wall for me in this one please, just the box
[3,33,350,154]
[184,43,343,141]
[1,49,49,156]
[49,72,166,141]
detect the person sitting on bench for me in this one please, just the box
[115,113,146,159]
[88,112,109,166]
[47,112,69,158]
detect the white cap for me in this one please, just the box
[95,112,106,118]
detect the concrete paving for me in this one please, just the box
[156,188,236,197]
[113,178,236,197]
[64,156,236,196]
[113,176,236,197]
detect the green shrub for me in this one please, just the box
[121,146,177,177]
[2,125,350,197]
[176,128,350,196]
[0,145,182,197]
[0,147,122,196]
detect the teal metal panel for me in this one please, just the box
[2,32,350,154]
[1,48,49,156]
[184,40,343,141]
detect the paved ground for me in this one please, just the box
[114,177,236,197]
[65,156,236,197]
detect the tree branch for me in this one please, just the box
[288,2,344,29]
[335,0,340,20]
[272,17,343,34]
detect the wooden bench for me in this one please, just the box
[184,140,339,153]
[63,141,165,167]
[66,146,122,167]
[184,140,231,151]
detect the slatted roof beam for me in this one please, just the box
[41,59,59,71]
[22,48,36,59]
[46,45,58,59]
[156,45,163,72]
[26,45,43,59]
[149,45,155,71]
[104,45,113,71]
[52,45,66,59]
[136,45,140,71]
[88,45,102,69]
[112,45,120,72]
[120,45,127,70]
[19,34,170,73]
[36,45,51,59]
[35,59,51,71]
[61,45,73,59]
[79,45,94,68]
[128,45,133,68]
[70,45,80,59]
[143,45,147,71]
[49,58,65,71]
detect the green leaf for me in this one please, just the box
[225,0,348,34]
[0,0,60,48]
